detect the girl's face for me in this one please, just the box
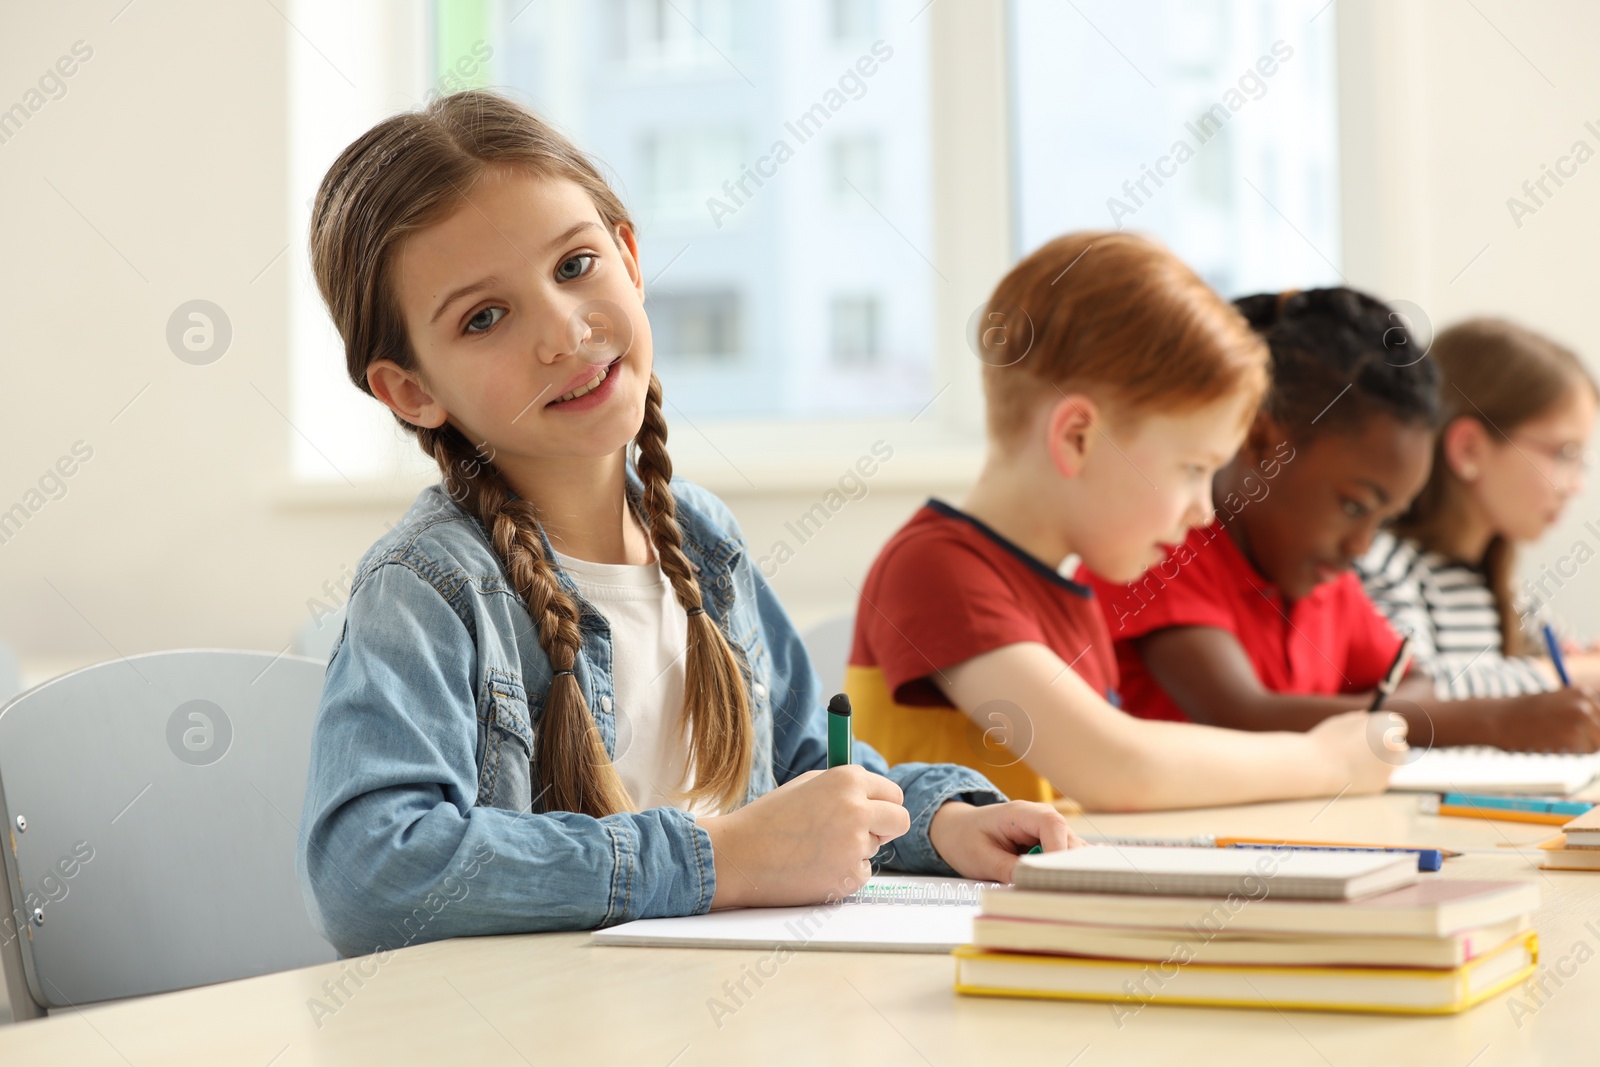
[384,169,652,465]
[1069,391,1256,583]
[1456,388,1596,544]
[1230,413,1433,601]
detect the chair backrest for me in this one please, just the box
[0,641,21,706]
[291,604,346,665]
[799,611,857,695]
[0,650,336,1019]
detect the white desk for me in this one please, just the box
[0,793,1595,1065]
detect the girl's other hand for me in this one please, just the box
[927,800,1082,884]
[699,765,909,910]
[1493,689,1600,752]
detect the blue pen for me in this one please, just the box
[1544,623,1572,686]
[1221,841,1445,873]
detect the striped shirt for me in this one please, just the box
[1356,531,1554,699]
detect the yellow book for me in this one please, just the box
[953,929,1538,1015]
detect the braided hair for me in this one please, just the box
[1233,287,1442,440]
[311,90,753,818]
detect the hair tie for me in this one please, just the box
[1275,288,1302,317]
[552,669,575,678]
[686,606,706,618]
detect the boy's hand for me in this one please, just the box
[928,800,1084,883]
[1308,710,1402,795]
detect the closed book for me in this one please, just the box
[970,913,1531,969]
[1561,806,1600,848]
[981,879,1539,938]
[1012,846,1417,900]
[953,930,1539,1015]
[1539,848,1600,871]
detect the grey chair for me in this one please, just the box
[0,650,336,1021]
[0,642,21,705]
[799,611,857,695]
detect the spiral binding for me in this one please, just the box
[841,880,999,906]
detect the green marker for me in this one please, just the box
[827,693,853,768]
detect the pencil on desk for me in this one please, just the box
[1423,792,1594,826]
[1215,837,1450,872]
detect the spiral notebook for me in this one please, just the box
[590,875,991,953]
[1387,747,1600,795]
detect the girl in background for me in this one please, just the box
[1358,317,1600,694]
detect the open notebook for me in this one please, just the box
[590,875,991,953]
[1387,747,1600,794]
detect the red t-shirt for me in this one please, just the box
[1086,519,1403,722]
[846,500,1120,801]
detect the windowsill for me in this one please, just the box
[271,418,987,512]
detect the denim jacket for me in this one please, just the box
[297,473,1006,958]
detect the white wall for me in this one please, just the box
[1337,0,1600,632]
[4,0,1600,689]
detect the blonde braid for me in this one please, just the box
[419,424,634,817]
[633,374,754,812]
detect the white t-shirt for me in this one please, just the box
[552,549,709,814]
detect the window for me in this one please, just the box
[505,0,935,420]
[638,130,747,226]
[282,2,1341,488]
[616,0,749,72]
[1010,0,1341,297]
[831,0,880,44]
[830,295,881,366]
[650,290,743,365]
[830,134,882,206]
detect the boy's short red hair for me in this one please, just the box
[979,231,1268,442]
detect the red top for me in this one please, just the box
[1086,519,1403,722]
[850,500,1121,708]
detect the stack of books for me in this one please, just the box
[1540,806,1600,870]
[954,846,1540,1015]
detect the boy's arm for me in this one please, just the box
[1135,626,1600,751]
[936,640,1394,811]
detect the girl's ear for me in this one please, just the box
[368,359,449,429]
[614,222,644,295]
[1441,414,1490,480]
[1045,392,1099,478]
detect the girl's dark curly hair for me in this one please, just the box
[1234,287,1442,440]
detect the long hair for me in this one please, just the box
[308,90,753,817]
[1391,318,1598,655]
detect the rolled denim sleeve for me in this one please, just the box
[751,561,1005,877]
[296,562,716,959]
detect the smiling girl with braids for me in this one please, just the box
[295,91,1072,958]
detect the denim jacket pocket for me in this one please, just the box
[476,667,536,811]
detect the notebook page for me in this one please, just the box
[591,875,995,953]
